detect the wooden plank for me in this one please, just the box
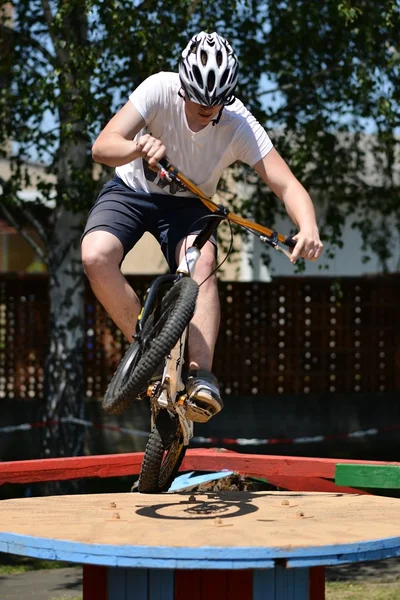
[309,566,325,600]
[257,474,369,495]
[0,448,399,486]
[181,450,400,481]
[227,570,253,600]
[275,565,309,600]
[253,569,275,600]
[108,567,152,600]
[82,565,107,600]
[148,569,174,600]
[335,464,400,489]
[108,567,128,600]
[190,570,252,600]
[201,570,228,599]
[0,452,144,484]
[175,570,202,600]
[174,569,202,600]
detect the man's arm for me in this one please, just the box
[253,148,323,263]
[92,101,166,169]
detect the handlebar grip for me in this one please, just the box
[283,235,296,249]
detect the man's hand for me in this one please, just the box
[136,134,166,170]
[290,229,323,263]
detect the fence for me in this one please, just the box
[1,273,400,401]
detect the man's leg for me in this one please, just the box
[175,237,220,370]
[175,236,222,422]
[81,230,140,342]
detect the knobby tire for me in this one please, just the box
[138,410,186,493]
[102,277,198,415]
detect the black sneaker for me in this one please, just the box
[185,369,223,423]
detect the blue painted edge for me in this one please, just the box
[286,544,400,568]
[1,532,400,569]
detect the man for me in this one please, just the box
[81,31,323,423]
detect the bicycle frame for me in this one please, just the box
[143,159,296,447]
[141,203,230,446]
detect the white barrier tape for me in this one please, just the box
[1,419,398,446]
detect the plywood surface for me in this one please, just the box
[1,491,399,551]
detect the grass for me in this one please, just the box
[0,554,75,576]
[326,581,400,600]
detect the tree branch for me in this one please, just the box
[0,175,51,244]
[40,0,54,28]
[134,0,158,13]
[0,202,48,264]
[20,201,50,244]
[0,23,56,66]
[40,0,69,64]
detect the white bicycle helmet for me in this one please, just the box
[179,31,239,107]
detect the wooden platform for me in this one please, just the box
[1,491,400,569]
[1,450,400,599]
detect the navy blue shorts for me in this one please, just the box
[82,175,217,273]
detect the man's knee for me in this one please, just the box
[194,245,217,278]
[81,231,124,279]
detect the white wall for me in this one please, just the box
[241,214,400,279]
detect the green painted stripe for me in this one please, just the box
[335,464,400,489]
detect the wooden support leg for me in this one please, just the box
[309,566,325,600]
[98,565,324,600]
[175,569,253,600]
[82,564,108,600]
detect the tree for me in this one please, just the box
[0,0,398,468]
[0,0,270,464]
[243,0,399,270]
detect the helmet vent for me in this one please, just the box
[216,50,223,67]
[207,70,216,92]
[220,69,229,88]
[200,50,208,66]
[192,64,203,87]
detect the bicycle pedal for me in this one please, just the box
[185,400,215,423]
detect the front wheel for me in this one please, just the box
[102,277,198,415]
[138,410,186,493]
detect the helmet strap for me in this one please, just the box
[212,107,224,126]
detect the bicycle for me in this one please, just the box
[102,157,296,493]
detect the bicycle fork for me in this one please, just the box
[154,327,193,446]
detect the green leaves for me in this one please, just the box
[1,0,399,267]
[337,2,363,25]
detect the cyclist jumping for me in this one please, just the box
[81,31,323,424]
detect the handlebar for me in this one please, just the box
[156,157,296,254]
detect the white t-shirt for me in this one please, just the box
[116,72,273,197]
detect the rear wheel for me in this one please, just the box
[102,277,198,415]
[138,409,186,493]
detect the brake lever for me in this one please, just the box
[260,232,294,260]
